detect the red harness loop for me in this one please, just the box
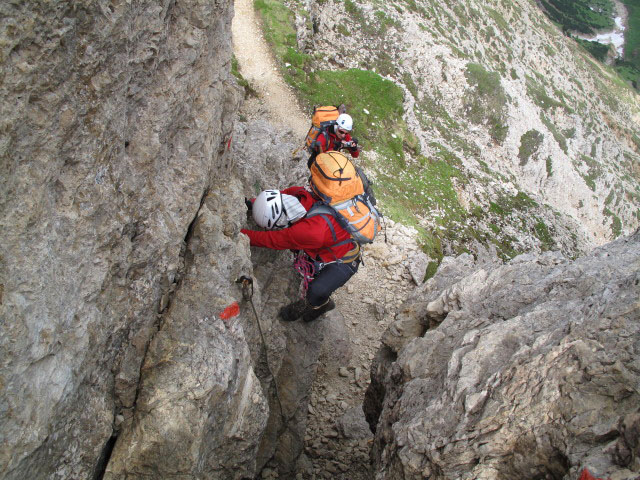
[293,251,316,299]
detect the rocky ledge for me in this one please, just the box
[366,230,640,480]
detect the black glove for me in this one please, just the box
[245,198,253,212]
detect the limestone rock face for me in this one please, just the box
[105,183,268,479]
[0,0,245,478]
[366,231,640,480]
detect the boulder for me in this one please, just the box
[367,231,640,480]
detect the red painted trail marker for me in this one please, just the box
[219,301,240,321]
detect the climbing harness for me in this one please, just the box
[235,276,286,423]
[293,251,316,299]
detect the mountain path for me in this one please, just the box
[231,0,308,138]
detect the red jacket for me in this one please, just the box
[280,186,316,210]
[241,187,354,262]
[314,130,360,158]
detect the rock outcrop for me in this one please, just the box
[366,231,640,479]
[0,0,260,478]
[104,183,268,478]
[3,0,639,478]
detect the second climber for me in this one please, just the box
[307,113,360,167]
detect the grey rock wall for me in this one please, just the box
[366,231,640,480]
[0,0,247,478]
[105,182,268,479]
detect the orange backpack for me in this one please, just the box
[304,105,341,153]
[307,151,381,248]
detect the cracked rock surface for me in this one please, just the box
[1,0,245,478]
[366,231,640,480]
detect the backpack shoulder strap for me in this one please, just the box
[306,203,334,217]
[306,204,337,238]
[306,203,361,262]
[313,129,328,151]
[307,203,354,247]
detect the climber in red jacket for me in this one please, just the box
[307,113,360,167]
[241,187,360,322]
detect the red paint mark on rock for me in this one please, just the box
[578,468,608,480]
[219,302,240,320]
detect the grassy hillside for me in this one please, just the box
[625,0,640,60]
[622,0,640,85]
[539,0,614,34]
[538,0,640,88]
[249,0,640,270]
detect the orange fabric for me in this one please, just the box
[335,198,377,243]
[304,106,340,150]
[310,151,364,203]
[312,106,339,126]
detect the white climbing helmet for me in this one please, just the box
[335,113,353,132]
[252,189,284,229]
[252,190,307,229]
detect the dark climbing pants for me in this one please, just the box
[306,259,359,307]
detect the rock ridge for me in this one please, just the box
[366,230,640,480]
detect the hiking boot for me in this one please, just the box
[302,298,335,323]
[279,299,308,322]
